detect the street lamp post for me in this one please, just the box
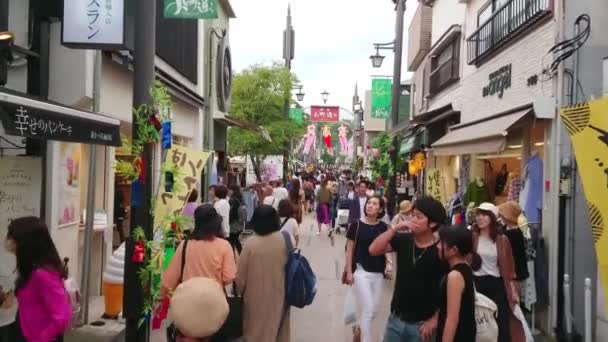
[369,0,406,217]
[321,90,330,104]
[283,5,295,183]
[293,85,305,102]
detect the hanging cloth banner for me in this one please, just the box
[560,96,608,309]
[371,78,391,119]
[164,0,218,19]
[338,125,349,156]
[322,126,333,156]
[152,145,210,235]
[303,124,316,155]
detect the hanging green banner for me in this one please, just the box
[164,0,218,19]
[371,78,391,119]
[289,107,303,124]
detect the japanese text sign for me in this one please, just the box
[310,106,339,122]
[0,157,42,291]
[0,96,121,146]
[164,0,218,19]
[425,168,446,205]
[561,96,608,309]
[153,145,210,231]
[371,78,391,119]
[63,0,125,47]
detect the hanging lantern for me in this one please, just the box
[132,241,145,263]
[149,113,162,132]
[408,163,418,176]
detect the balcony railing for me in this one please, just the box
[430,58,459,96]
[467,0,552,65]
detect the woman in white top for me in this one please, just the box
[471,202,523,342]
[262,185,279,211]
[347,181,356,200]
[277,199,299,246]
[213,185,231,238]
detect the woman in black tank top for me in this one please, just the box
[437,226,476,342]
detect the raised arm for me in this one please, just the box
[369,227,396,256]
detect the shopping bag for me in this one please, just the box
[343,286,359,325]
[513,305,534,342]
[475,292,499,342]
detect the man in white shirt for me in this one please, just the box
[262,185,279,211]
[212,185,231,237]
[348,180,369,224]
[272,180,289,202]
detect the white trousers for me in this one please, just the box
[353,265,384,342]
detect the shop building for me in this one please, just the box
[405,1,464,199]
[407,0,558,335]
[0,0,240,331]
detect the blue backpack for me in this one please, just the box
[281,231,317,308]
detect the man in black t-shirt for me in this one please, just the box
[369,197,448,342]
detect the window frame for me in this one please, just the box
[429,37,460,96]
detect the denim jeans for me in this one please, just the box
[383,313,423,342]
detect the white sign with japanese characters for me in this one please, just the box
[0,157,42,287]
[63,0,125,46]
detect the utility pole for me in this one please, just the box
[283,4,294,183]
[388,0,406,217]
[124,0,155,341]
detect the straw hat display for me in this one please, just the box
[169,277,228,338]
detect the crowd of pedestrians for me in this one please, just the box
[0,166,534,342]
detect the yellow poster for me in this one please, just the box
[561,96,608,308]
[425,168,446,205]
[153,145,210,232]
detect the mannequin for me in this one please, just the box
[475,176,484,187]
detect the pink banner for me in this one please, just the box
[310,106,340,122]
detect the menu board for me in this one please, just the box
[0,156,42,288]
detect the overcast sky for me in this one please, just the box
[229,0,416,117]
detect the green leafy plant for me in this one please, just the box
[114,82,192,326]
[227,63,305,181]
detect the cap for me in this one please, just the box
[476,202,499,217]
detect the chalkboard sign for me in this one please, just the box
[0,157,42,289]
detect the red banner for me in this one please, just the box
[310,106,340,122]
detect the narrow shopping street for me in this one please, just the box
[149,214,394,342]
[289,215,394,342]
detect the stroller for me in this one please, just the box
[334,198,351,234]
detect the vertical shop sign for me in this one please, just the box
[164,0,218,19]
[62,0,125,48]
[371,78,391,119]
[58,143,82,227]
[0,157,42,297]
[153,145,210,231]
[289,107,304,124]
[425,168,446,205]
[560,96,608,309]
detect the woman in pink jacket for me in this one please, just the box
[4,217,72,342]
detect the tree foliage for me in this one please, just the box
[228,63,305,181]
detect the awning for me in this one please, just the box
[0,88,121,146]
[431,107,532,156]
[400,128,426,154]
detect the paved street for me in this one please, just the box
[291,214,394,342]
[151,214,395,342]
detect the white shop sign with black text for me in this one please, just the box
[62,0,125,48]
